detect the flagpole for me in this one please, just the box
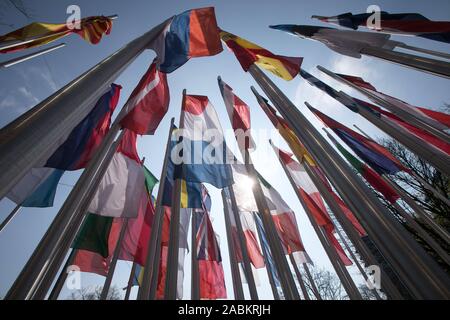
[288,254,309,300]
[381,175,450,243]
[221,190,245,300]
[100,218,129,300]
[124,262,138,300]
[306,70,450,176]
[270,141,362,299]
[0,15,119,53]
[248,64,450,299]
[0,17,168,200]
[0,204,21,233]
[0,43,66,68]
[191,209,200,300]
[47,249,76,300]
[164,90,186,300]
[226,186,259,300]
[323,128,450,268]
[316,65,450,143]
[359,45,450,79]
[138,118,175,300]
[6,128,125,300]
[252,212,280,300]
[302,264,322,300]
[256,81,402,299]
[352,124,450,207]
[332,221,382,300]
[395,43,450,60]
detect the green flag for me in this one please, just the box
[72,213,113,258]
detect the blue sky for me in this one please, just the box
[0,0,449,299]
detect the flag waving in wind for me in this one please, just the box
[149,7,223,73]
[312,12,450,44]
[120,60,170,135]
[0,15,113,54]
[336,73,450,131]
[220,30,302,80]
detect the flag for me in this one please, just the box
[332,135,400,204]
[272,145,352,265]
[220,30,302,80]
[195,188,227,299]
[312,12,450,44]
[0,16,113,54]
[218,77,254,149]
[149,7,222,73]
[6,167,63,207]
[255,93,315,165]
[71,217,122,276]
[72,213,114,258]
[257,172,311,263]
[354,98,450,155]
[88,130,146,218]
[162,139,204,209]
[336,72,450,130]
[156,206,191,299]
[253,213,281,287]
[223,187,265,269]
[307,104,409,174]
[119,167,158,265]
[120,60,170,135]
[45,84,121,170]
[179,95,234,188]
[270,25,393,59]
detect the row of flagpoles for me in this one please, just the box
[0,6,449,300]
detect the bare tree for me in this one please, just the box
[68,285,123,300]
[302,266,348,300]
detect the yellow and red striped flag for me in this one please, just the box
[220,30,302,81]
[0,15,113,53]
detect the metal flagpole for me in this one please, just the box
[306,69,450,176]
[255,89,401,298]
[221,190,245,300]
[333,222,382,300]
[164,90,186,300]
[191,209,200,300]
[271,142,362,299]
[359,45,450,79]
[389,201,450,266]
[303,264,321,300]
[323,127,450,280]
[124,262,138,300]
[6,127,124,300]
[0,15,119,53]
[289,254,309,300]
[322,125,446,247]
[352,124,450,207]
[0,17,168,200]
[226,186,259,300]
[381,175,450,243]
[241,149,300,300]
[0,43,66,68]
[100,218,129,300]
[0,204,21,233]
[316,65,450,144]
[47,249,76,300]
[138,118,175,300]
[395,43,450,60]
[248,64,450,299]
[252,212,280,300]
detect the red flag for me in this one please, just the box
[199,260,227,299]
[120,61,170,135]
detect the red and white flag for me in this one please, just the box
[120,61,170,135]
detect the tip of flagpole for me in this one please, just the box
[107,14,119,20]
[304,101,314,111]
